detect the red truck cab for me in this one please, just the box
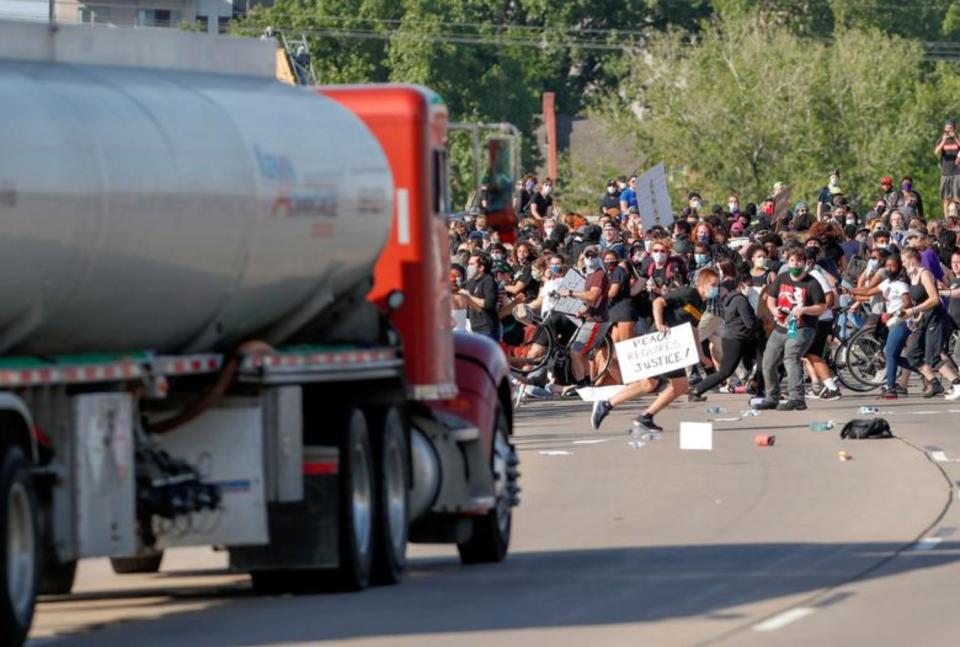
[318,85,456,401]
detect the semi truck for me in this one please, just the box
[0,21,518,646]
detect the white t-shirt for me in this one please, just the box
[809,268,836,321]
[879,278,909,315]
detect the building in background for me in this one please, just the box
[54,0,250,34]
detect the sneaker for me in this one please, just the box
[946,383,960,401]
[892,385,909,396]
[807,383,825,399]
[752,399,780,410]
[591,400,612,430]
[880,386,898,400]
[924,379,944,399]
[688,392,707,402]
[777,399,808,411]
[820,388,842,401]
[634,414,664,432]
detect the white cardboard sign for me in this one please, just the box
[635,162,673,229]
[614,322,699,383]
[551,269,587,316]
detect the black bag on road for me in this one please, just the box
[840,418,893,439]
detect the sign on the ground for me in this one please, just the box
[615,322,698,383]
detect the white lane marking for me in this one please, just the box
[911,537,943,551]
[538,450,572,456]
[931,451,949,462]
[572,439,609,445]
[753,607,815,632]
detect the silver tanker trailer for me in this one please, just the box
[0,21,517,646]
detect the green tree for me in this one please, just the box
[599,10,944,211]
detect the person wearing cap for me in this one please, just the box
[817,170,842,219]
[936,119,960,217]
[880,176,900,210]
[602,179,621,212]
[687,191,704,215]
[558,245,611,388]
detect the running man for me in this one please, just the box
[591,268,720,432]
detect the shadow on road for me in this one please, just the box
[46,540,960,646]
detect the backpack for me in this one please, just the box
[839,418,893,439]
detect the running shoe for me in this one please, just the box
[751,399,780,410]
[924,379,944,398]
[634,414,663,432]
[806,383,825,399]
[777,399,808,411]
[688,392,707,402]
[820,388,842,401]
[880,386,898,400]
[946,383,960,401]
[591,399,612,430]
[892,385,909,397]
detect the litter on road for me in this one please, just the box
[838,451,853,461]
[809,421,835,432]
[539,450,573,456]
[680,422,713,451]
[754,434,776,447]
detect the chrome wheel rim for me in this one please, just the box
[351,439,372,556]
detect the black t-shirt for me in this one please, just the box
[602,193,620,210]
[769,273,825,331]
[515,264,540,301]
[662,287,705,327]
[466,273,498,334]
[942,137,960,176]
[530,192,553,217]
[608,265,632,311]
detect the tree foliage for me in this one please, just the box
[599,11,952,209]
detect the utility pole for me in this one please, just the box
[48,0,55,24]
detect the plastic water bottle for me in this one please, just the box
[628,428,659,449]
[859,406,880,415]
[749,397,766,407]
[808,420,834,432]
[787,316,799,340]
[705,406,727,414]
[740,409,760,418]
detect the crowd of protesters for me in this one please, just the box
[450,121,960,432]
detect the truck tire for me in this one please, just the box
[110,552,164,574]
[458,406,516,564]
[371,407,408,585]
[335,408,375,591]
[0,445,39,647]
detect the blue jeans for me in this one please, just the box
[884,321,909,390]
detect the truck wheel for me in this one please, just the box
[110,551,164,574]
[457,406,517,564]
[371,407,408,585]
[335,408,375,590]
[0,445,39,647]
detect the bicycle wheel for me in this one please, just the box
[508,322,554,377]
[588,333,615,385]
[840,330,886,392]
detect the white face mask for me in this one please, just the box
[467,265,478,279]
[543,185,553,196]
[728,202,739,212]
[652,252,667,265]
[644,240,653,252]
[544,227,555,237]
[866,259,879,273]
[607,186,616,194]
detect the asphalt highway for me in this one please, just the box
[29,390,960,646]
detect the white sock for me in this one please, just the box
[824,377,838,390]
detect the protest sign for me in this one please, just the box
[614,322,699,383]
[551,269,587,316]
[635,162,673,229]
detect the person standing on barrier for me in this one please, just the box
[752,248,827,411]
[590,269,720,432]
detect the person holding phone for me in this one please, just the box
[935,119,960,217]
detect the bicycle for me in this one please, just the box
[507,311,615,386]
